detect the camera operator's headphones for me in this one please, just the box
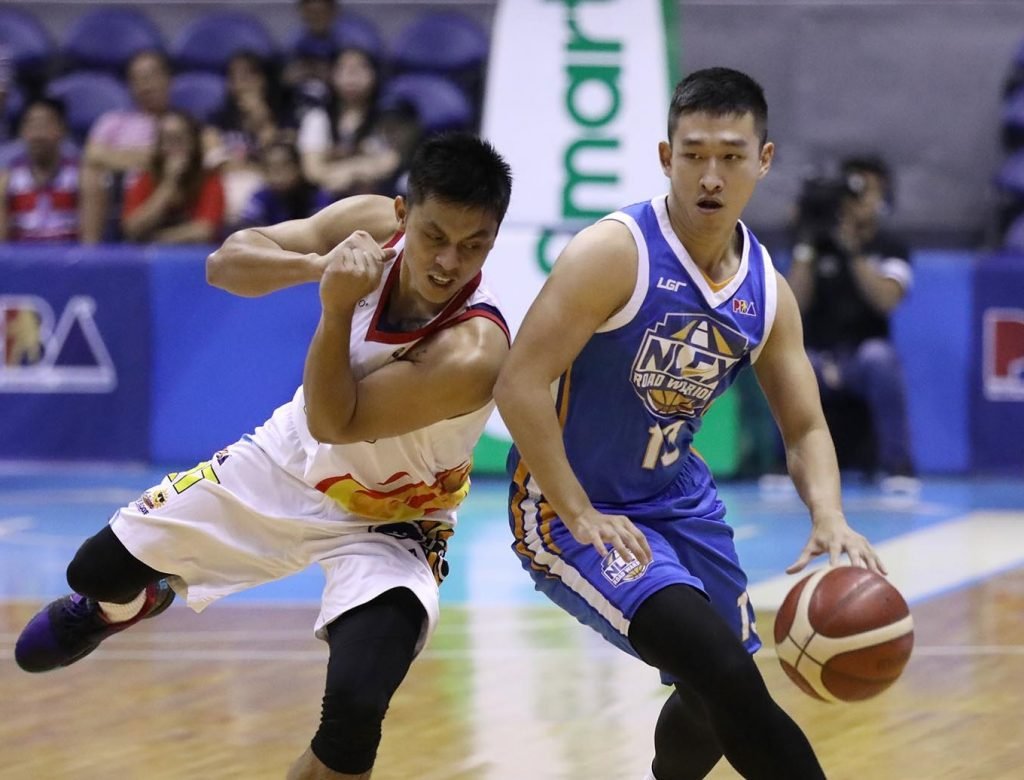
[839,156,895,212]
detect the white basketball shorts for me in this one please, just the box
[109,438,442,653]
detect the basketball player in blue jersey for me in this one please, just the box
[15,133,513,780]
[496,68,886,779]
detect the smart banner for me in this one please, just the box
[477,0,677,470]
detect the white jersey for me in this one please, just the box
[252,234,509,526]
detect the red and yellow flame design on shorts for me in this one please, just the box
[315,461,472,521]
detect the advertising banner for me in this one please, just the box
[0,247,150,460]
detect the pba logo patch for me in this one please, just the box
[733,298,757,317]
[984,308,1024,401]
[601,549,650,587]
[630,312,749,418]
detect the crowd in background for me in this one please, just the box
[0,0,482,244]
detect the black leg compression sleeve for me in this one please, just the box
[651,682,723,780]
[66,526,164,603]
[629,585,825,780]
[311,587,426,775]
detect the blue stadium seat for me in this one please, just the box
[1003,88,1024,151]
[170,72,227,123]
[389,12,488,75]
[1004,213,1024,252]
[334,14,385,58]
[63,8,164,73]
[45,72,132,142]
[380,74,473,133]
[0,8,55,80]
[4,81,25,125]
[172,11,276,73]
[996,151,1024,198]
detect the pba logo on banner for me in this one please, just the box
[983,307,1024,402]
[0,294,117,393]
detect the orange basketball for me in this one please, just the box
[773,566,914,702]
[648,388,691,414]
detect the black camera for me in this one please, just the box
[794,176,855,242]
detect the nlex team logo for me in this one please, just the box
[601,548,649,587]
[984,308,1024,401]
[0,295,116,393]
[630,312,748,418]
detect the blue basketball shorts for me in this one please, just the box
[508,455,760,683]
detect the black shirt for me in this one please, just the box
[799,230,911,350]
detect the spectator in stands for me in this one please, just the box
[121,110,224,244]
[297,47,402,198]
[81,50,172,243]
[787,156,919,494]
[0,98,80,243]
[283,0,340,112]
[207,51,294,224]
[234,139,328,228]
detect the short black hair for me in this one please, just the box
[406,132,513,224]
[19,97,67,130]
[668,67,768,146]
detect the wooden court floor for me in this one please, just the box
[2,568,1023,780]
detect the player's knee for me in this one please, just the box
[310,683,390,774]
[66,538,142,602]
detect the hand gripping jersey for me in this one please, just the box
[512,196,778,506]
[254,234,509,525]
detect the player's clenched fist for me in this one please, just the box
[318,230,397,313]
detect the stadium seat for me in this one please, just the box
[0,8,55,80]
[4,81,25,125]
[995,150,1024,198]
[63,8,164,73]
[1003,88,1024,152]
[380,74,473,134]
[334,14,385,58]
[389,12,489,128]
[390,12,488,75]
[170,72,226,123]
[1004,213,1024,252]
[172,11,276,73]
[45,72,132,142]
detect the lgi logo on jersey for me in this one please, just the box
[630,312,748,418]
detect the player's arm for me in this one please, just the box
[302,228,506,443]
[754,272,885,574]
[493,221,652,564]
[205,194,398,297]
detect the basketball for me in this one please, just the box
[774,566,914,702]
[648,388,692,415]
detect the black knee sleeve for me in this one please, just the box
[310,588,425,774]
[66,526,162,602]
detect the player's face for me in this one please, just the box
[659,111,773,229]
[395,196,500,306]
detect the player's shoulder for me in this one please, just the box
[310,194,401,247]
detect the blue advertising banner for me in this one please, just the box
[972,251,1024,473]
[0,246,151,460]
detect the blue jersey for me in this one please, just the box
[515,195,778,507]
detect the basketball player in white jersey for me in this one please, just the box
[497,69,883,779]
[15,133,513,780]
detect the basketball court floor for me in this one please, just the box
[2,465,1022,779]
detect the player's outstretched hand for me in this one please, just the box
[786,514,887,576]
[565,507,653,565]
[319,230,397,313]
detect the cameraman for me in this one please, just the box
[788,157,918,494]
